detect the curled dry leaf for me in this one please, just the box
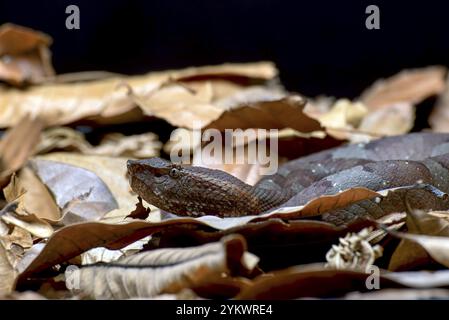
[357,103,415,138]
[388,209,449,269]
[0,23,54,85]
[309,98,368,138]
[37,127,162,158]
[359,66,447,110]
[4,168,60,222]
[0,115,43,188]
[0,205,53,239]
[205,94,318,132]
[0,241,17,296]
[69,235,257,299]
[0,225,33,251]
[37,153,144,222]
[0,62,276,128]
[29,159,118,225]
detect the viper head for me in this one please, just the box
[126,157,256,217]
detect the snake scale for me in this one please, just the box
[127,132,449,225]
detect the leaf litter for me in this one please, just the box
[1,23,449,300]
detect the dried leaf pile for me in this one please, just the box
[2,23,449,300]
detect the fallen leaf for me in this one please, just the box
[4,167,61,222]
[29,159,118,224]
[0,241,17,296]
[37,127,162,158]
[0,23,54,85]
[205,94,317,132]
[126,197,151,220]
[388,209,449,269]
[0,115,43,188]
[357,103,415,137]
[1,207,53,239]
[69,235,257,299]
[36,153,144,222]
[0,62,276,128]
[360,66,447,110]
[81,236,150,265]
[312,98,368,137]
[235,264,401,299]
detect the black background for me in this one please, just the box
[1,0,449,99]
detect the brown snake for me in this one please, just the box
[127,132,449,225]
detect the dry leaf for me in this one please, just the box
[37,127,162,158]
[205,95,317,132]
[70,235,257,299]
[29,159,118,224]
[388,209,449,269]
[360,66,447,110]
[0,241,17,296]
[0,62,276,128]
[360,66,446,109]
[4,168,61,222]
[0,115,43,188]
[1,207,53,239]
[357,103,415,137]
[235,264,400,299]
[81,237,150,265]
[36,153,144,221]
[312,98,368,135]
[0,23,54,85]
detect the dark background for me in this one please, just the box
[1,0,449,99]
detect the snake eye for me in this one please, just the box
[169,168,180,178]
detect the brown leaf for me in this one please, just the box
[17,215,373,280]
[4,167,61,222]
[0,241,17,296]
[0,62,276,128]
[0,202,54,239]
[205,95,319,132]
[18,219,205,278]
[29,159,118,225]
[70,235,257,299]
[126,197,151,220]
[37,127,162,158]
[0,115,43,188]
[360,66,446,110]
[37,153,145,222]
[357,103,415,137]
[388,209,449,269]
[235,264,401,299]
[0,23,54,85]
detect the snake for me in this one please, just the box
[127,132,449,225]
